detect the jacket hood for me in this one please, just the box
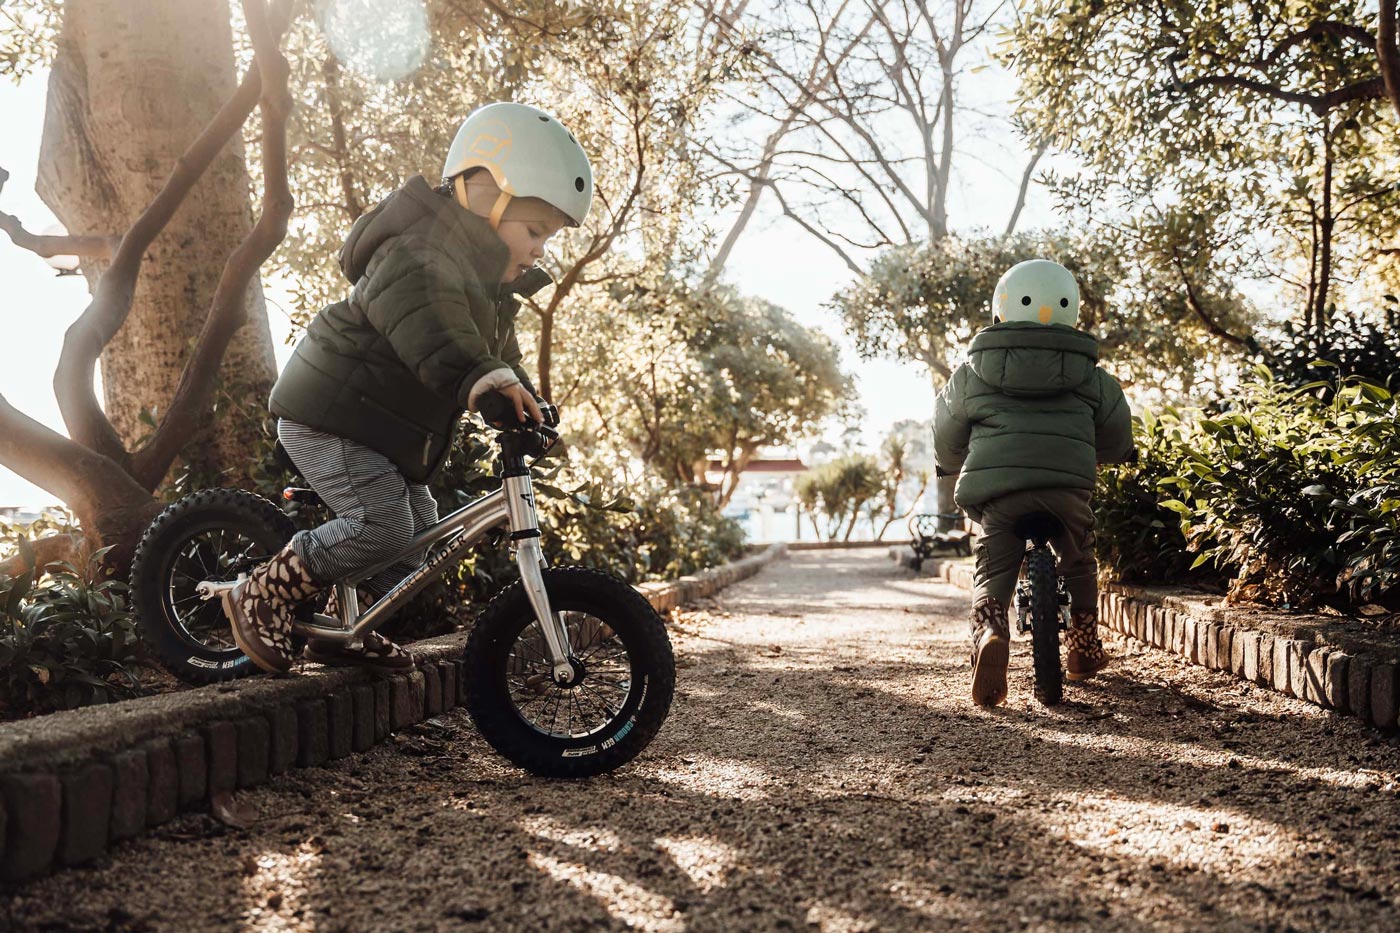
[967,321,1100,397]
[338,175,512,291]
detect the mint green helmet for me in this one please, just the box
[442,102,593,227]
[993,259,1079,326]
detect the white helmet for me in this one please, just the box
[993,259,1079,326]
[442,102,593,228]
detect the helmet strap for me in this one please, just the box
[452,174,514,231]
[488,191,512,230]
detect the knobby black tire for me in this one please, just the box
[464,567,675,778]
[1027,547,1063,705]
[130,488,296,685]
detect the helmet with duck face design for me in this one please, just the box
[993,259,1078,326]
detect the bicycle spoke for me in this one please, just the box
[509,615,632,736]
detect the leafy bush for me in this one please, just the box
[1094,408,1200,586]
[1260,305,1400,392]
[543,475,746,583]
[0,545,148,718]
[795,454,883,541]
[1096,370,1400,610]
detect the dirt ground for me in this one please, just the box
[5,549,1400,932]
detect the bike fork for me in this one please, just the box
[502,473,576,685]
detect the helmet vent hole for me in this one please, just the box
[1060,297,1069,308]
[538,115,549,121]
[1021,295,1031,306]
[575,177,585,192]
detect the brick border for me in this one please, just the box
[0,544,784,883]
[895,548,1399,731]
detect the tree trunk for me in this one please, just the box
[1314,121,1335,336]
[38,0,276,491]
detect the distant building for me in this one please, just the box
[706,456,811,542]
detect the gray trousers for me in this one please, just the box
[967,488,1098,612]
[277,420,439,596]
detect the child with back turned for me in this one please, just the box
[933,260,1134,706]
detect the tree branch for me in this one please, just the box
[1259,20,1376,66]
[0,392,152,529]
[1380,2,1400,121]
[0,204,117,262]
[1168,247,1256,351]
[1177,73,1385,116]
[1005,136,1049,236]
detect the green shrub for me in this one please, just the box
[795,454,883,541]
[0,546,148,718]
[1094,408,1200,585]
[1096,370,1400,610]
[542,475,746,583]
[1261,305,1400,393]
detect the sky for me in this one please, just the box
[0,19,1065,509]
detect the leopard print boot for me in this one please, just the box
[305,587,413,671]
[970,597,1011,707]
[221,544,322,674]
[1065,608,1110,681]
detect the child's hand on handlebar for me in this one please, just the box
[504,384,544,426]
[479,384,544,429]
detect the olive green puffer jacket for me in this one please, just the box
[269,175,542,483]
[933,322,1134,510]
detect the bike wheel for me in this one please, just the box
[464,567,675,778]
[1027,547,1063,705]
[130,488,296,684]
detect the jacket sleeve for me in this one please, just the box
[933,367,972,473]
[1093,370,1135,463]
[359,236,513,409]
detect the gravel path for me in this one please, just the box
[6,549,1400,932]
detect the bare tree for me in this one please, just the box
[700,0,1025,283]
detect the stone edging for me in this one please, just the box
[0,544,785,883]
[787,539,911,552]
[895,548,1400,732]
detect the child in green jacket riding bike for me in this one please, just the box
[220,102,593,675]
[933,259,1135,706]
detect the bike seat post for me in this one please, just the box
[333,582,358,631]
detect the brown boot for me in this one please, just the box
[1065,608,1110,681]
[221,544,322,674]
[304,631,415,671]
[305,588,414,671]
[970,597,1010,707]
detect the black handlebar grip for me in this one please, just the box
[478,390,533,430]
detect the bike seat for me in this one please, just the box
[1013,511,1062,543]
[282,487,323,507]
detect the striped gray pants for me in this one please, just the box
[277,420,439,596]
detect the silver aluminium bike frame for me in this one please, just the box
[196,469,578,684]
